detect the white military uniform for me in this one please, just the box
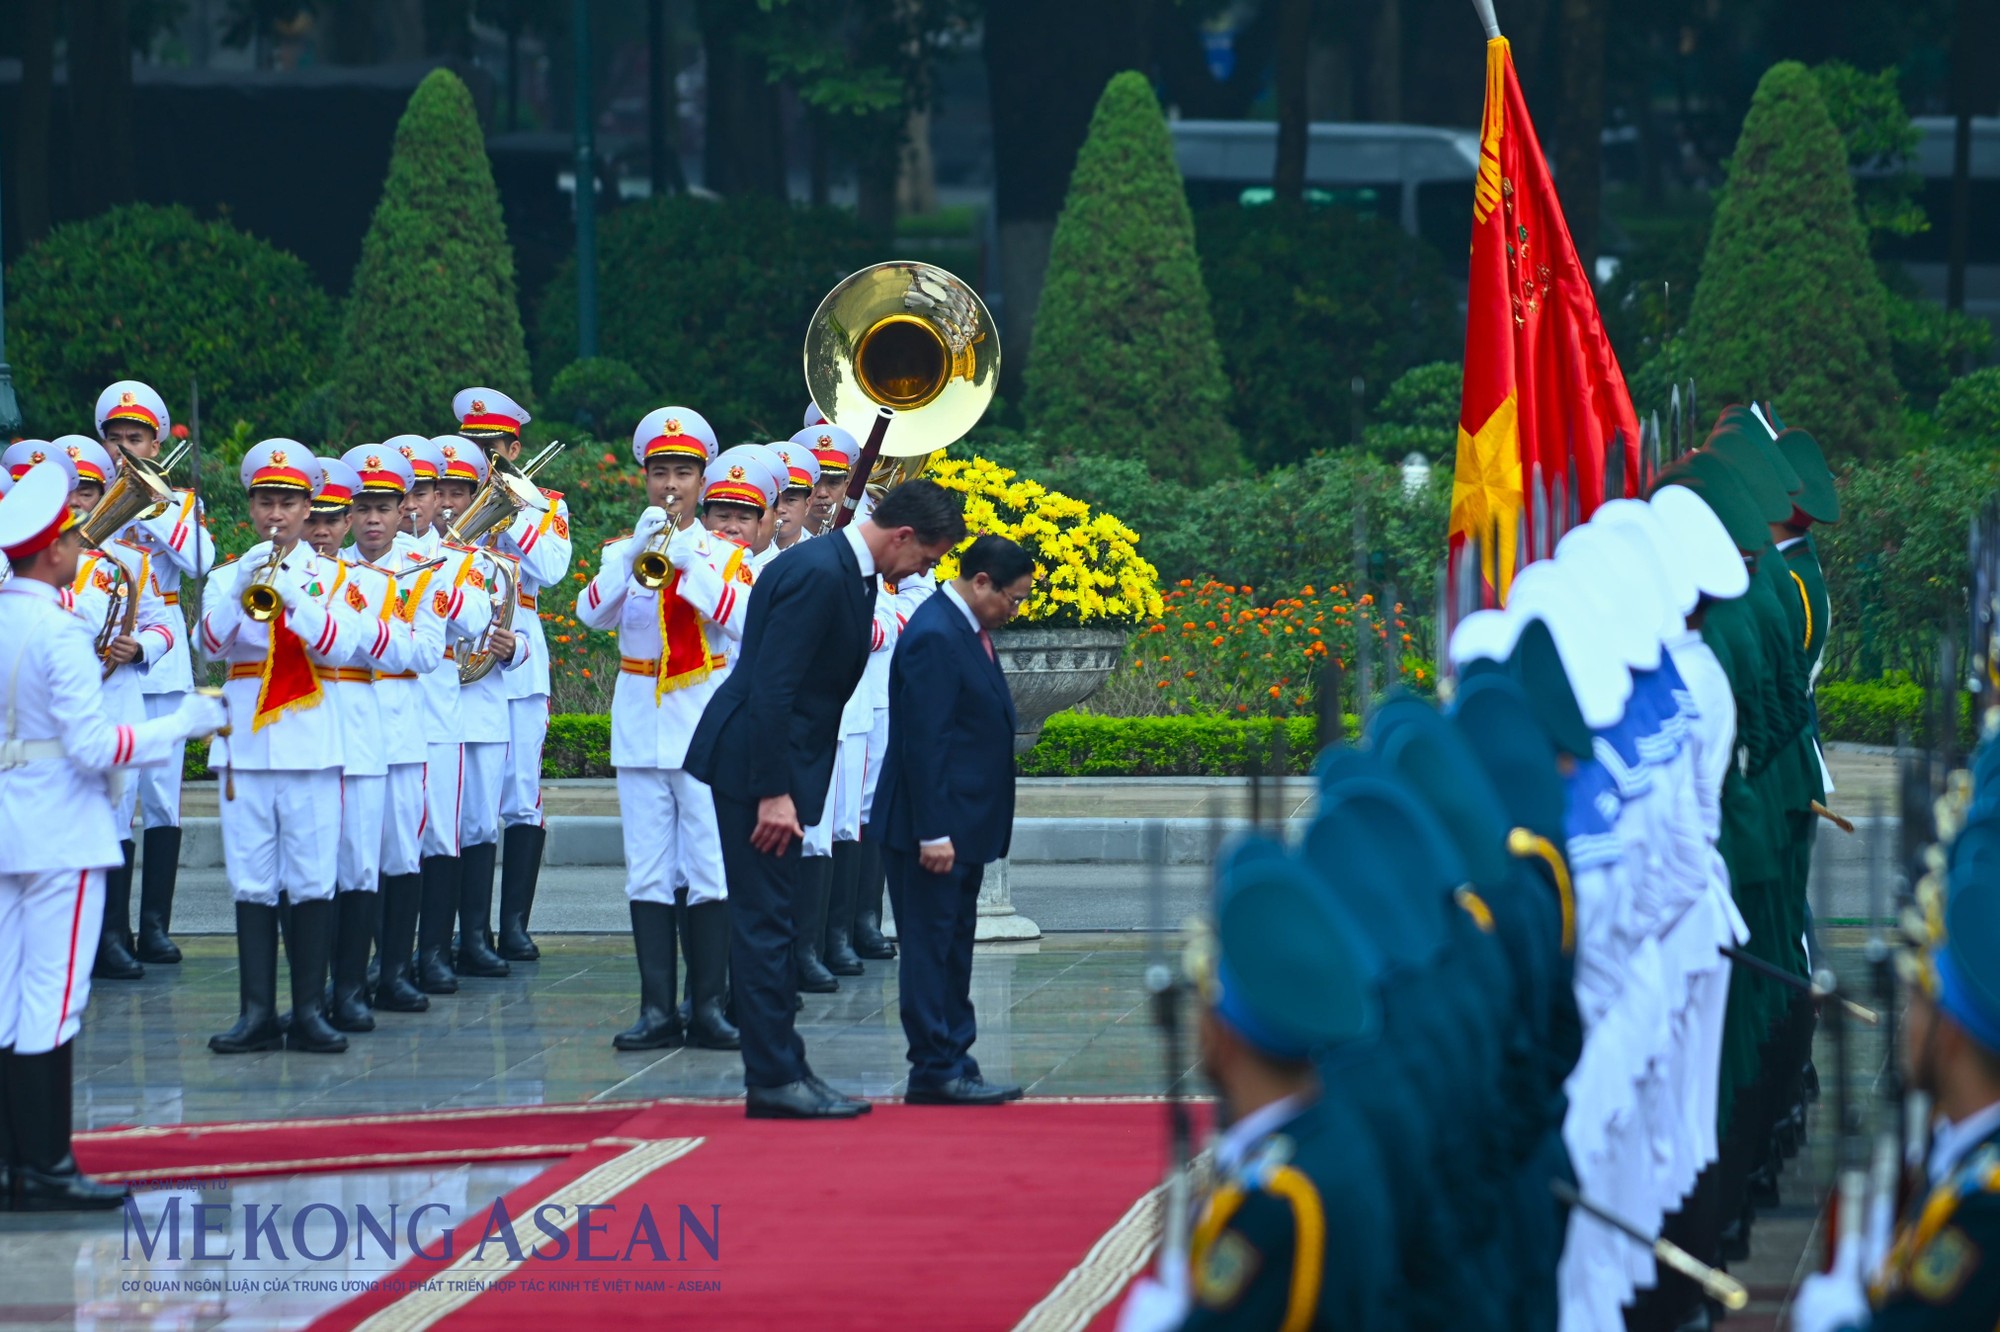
[346,532,448,877]
[580,518,750,906]
[199,537,354,906]
[408,531,493,858]
[0,466,217,1053]
[70,540,180,834]
[457,546,531,851]
[115,489,213,828]
[320,553,419,895]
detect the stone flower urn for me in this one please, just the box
[979,624,1127,940]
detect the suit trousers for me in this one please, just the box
[884,848,984,1088]
[0,868,104,1053]
[713,789,807,1089]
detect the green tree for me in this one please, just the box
[330,69,533,442]
[534,195,876,442]
[6,204,335,437]
[1197,205,1460,469]
[1810,61,1928,248]
[1023,71,1241,486]
[1686,62,1903,458]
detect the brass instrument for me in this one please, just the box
[91,554,142,680]
[240,526,290,623]
[633,497,681,591]
[803,261,1000,463]
[457,553,518,685]
[79,452,177,548]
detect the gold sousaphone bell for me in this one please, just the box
[79,452,178,548]
[803,260,1000,491]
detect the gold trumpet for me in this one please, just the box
[633,496,681,591]
[240,526,290,622]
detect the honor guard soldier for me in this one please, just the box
[0,462,226,1211]
[25,438,181,983]
[303,458,422,1033]
[799,421,858,541]
[96,381,214,968]
[363,440,460,1010]
[576,411,746,1052]
[452,388,572,962]
[434,437,528,980]
[407,438,499,994]
[200,442,358,1056]
[740,445,792,572]
[1119,836,1398,1331]
[767,441,819,561]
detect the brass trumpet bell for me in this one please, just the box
[80,453,177,548]
[444,465,547,548]
[804,261,999,459]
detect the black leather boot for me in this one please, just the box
[675,886,693,1031]
[374,873,430,1012]
[329,892,378,1032]
[0,1045,13,1209]
[852,837,895,959]
[415,856,461,994]
[685,900,741,1050]
[210,902,285,1053]
[793,856,838,993]
[93,841,144,980]
[614,901,684,1050]
[283,897,348,1053]
[136,826,183,963]
[454,842,510,978]
[497,824,544,961]
[823,841,864,976]
[6,1044,127,1211]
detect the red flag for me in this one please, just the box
[1450,36,1640,602]
[252,620,324,731]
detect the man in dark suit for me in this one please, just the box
[684,478,966,1119]
[872,534,1034,1106]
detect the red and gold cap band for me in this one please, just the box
[645,434,709,462]
[704,480,767,510]
[460,413,521,436]
[103,403,160,431]
[4,506,78,560]
[314,482,355,508]
[249,464,314,490]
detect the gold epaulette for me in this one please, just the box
[442,540,476,555]
[540,487,565,502]
[601,532,633,548]
[353,559,399,577]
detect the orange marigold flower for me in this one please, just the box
[581,668,593,678]
[1359,593,1374,605]
[1181,622,1196,631]
[1300,584,1316,596]
[1157,680,1170,689]
[1211,636,1225,647]
[1237,703,1249,712]
[1268,686,1280,698]
[1178,579,1193,587]
[1401,633,1414,645]
[1184,670,1196,679]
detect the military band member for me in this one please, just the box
[355,441,453,1012]
[200,442,357,1055]
[766,442,819,561]
[0,462,225,1210]
[433,438,527,979]
[407,437,497,994]
[452,388,572,963]
[96,380,214,967]
[576,410,747,1052]
[302,458,421,1033]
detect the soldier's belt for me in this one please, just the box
[619,654,726,677]
[0,739,66,767]
[226,664,374,684]
[442,648,455,662]
[375,671,418,682]
[160,592,179,606]
[518,591,538,610]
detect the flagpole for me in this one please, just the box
[1471,0,1502,38]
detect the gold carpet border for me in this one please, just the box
[97,1143,592,1185]
[352,1136,704,1332]
[77,1099,664,1143]
[1010,1151,1213,1332]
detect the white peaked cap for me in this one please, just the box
[1448,608,1526,668]
[1650,484,1751,601]
[1555,525,1663,671]
[1505,561,1633,729]
[1593,498,1697,615]
[1593,516,1686,641]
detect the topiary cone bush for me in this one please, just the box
[6,204,336,437]
[1686,62,1903,458]
[332,69,533,443]
[1024,71,1241,486]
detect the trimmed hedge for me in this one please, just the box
[178,682,1967,783]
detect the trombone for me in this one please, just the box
[240,525,290,623]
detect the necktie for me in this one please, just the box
[979,628,995,661]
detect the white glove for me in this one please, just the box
[624,506,670,577]
[666,521,705,572]
[1114,1276,1190,1332]
[1789,1271,1870,1332]
[173,693,230,741]
[237,539,274,569]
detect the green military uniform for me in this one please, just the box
[1862,1127,2000,1329]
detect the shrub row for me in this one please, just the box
[177,679,1974,783]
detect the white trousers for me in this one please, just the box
[502,697,548,828]
[381,762,426,877]
[615,767,726,905]
[338,773,386,895]
[423,743,463,858]
[138,691,186,829]
[0,868,103,1053]
[460,740,506,848]
[858,707,889,833]
[218,768,342,906]
[829,729,867,844]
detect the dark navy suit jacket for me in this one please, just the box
[871,588,1018,865]
[684,532,873,827]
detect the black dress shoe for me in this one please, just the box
[906,1077,1008,1106]
[968,1075,1024,1101]
[805,1073,872,1113]
[746,1080,866,1119]
[13,1153,128,1211]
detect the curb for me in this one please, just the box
[142,815,1291,870]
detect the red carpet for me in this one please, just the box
[72,1101,661,1183]
[307,1098,1202,1332]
